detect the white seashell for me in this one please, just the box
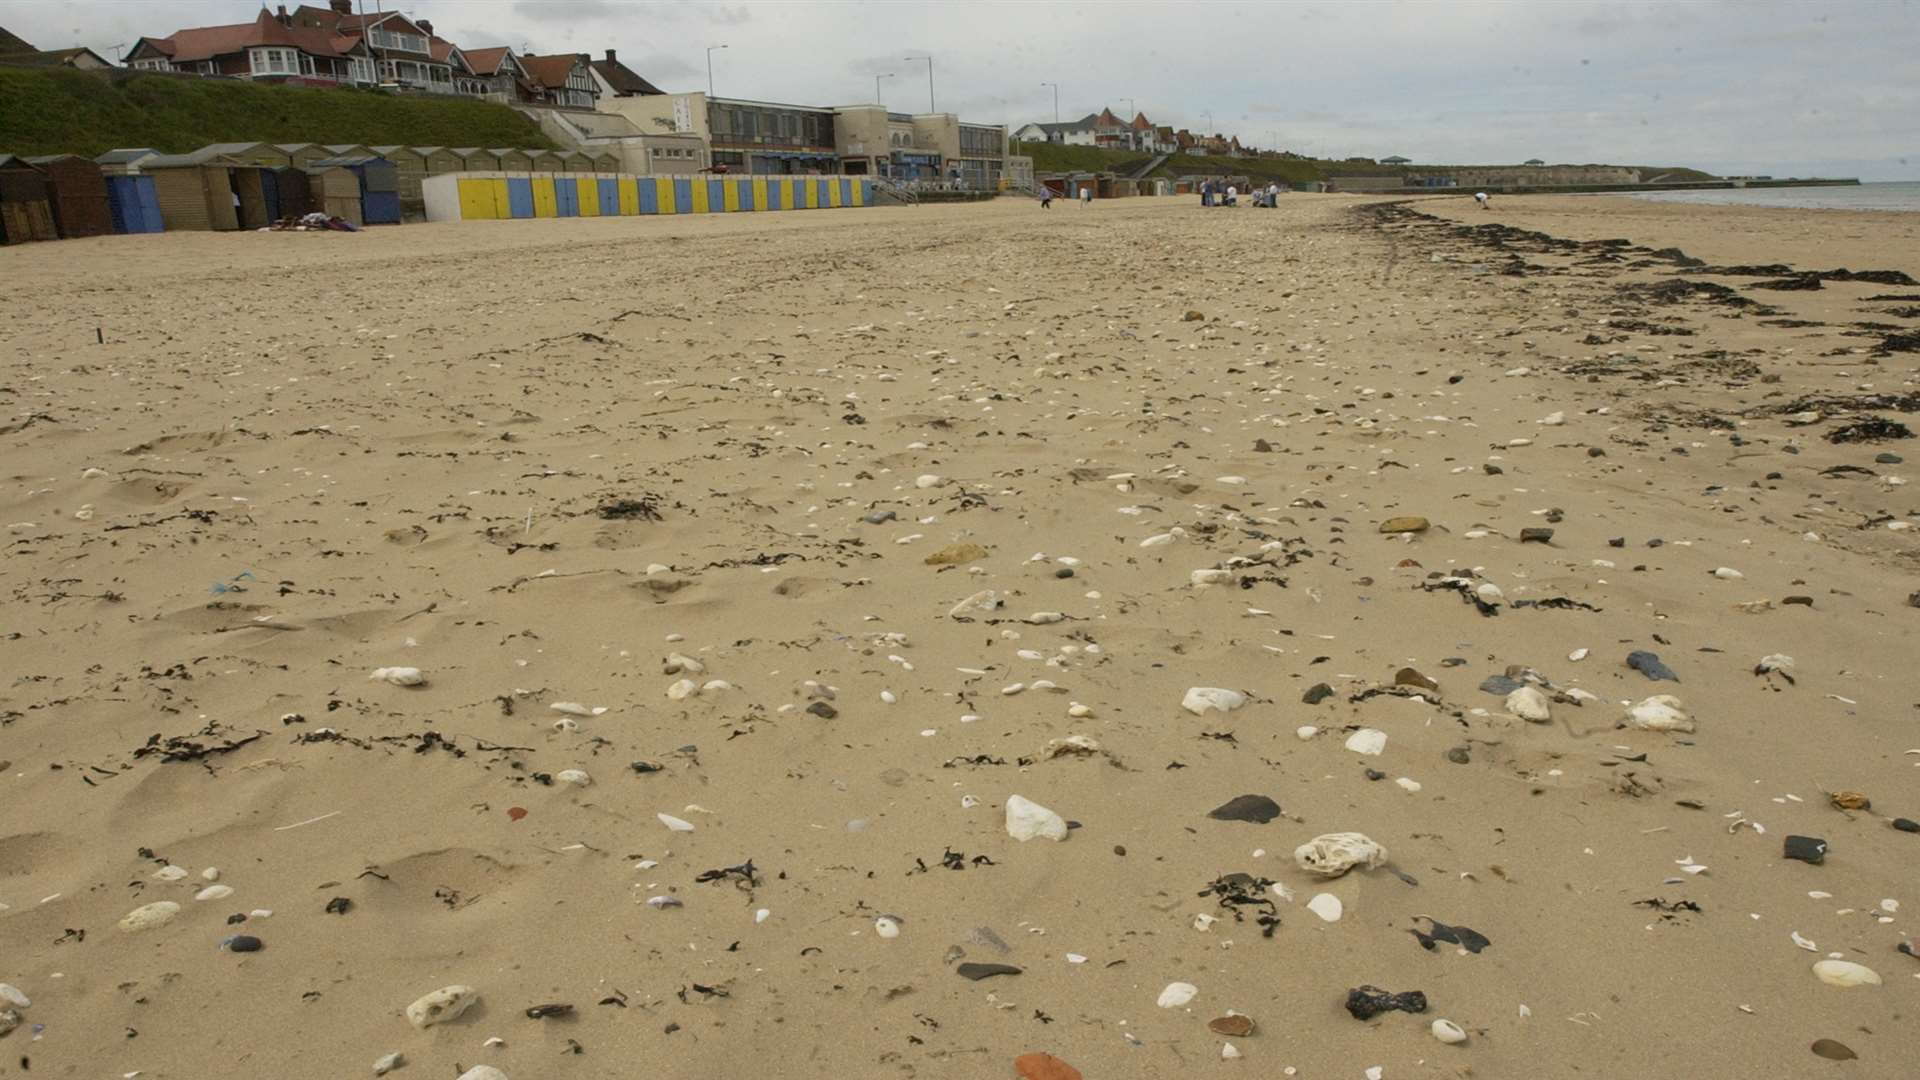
[1140,528,1185,547]
[657,813,695,832]
[201,867,220,881]
[368,666,425,686]
[1221,1043,1242,1059]
[914,474,945,489]
[0,984,28,1009]
[1295,725,1318,740]
[456,1067,508,1080]
[1025,611,1065,624]
[1812,959,1881,987]
[405,985,478,1029]
[663,652,705,675]
[1622,694,1693,733]
[1067,703,1093,718]
[1307,893,1344,922]
[194,884,233,902]
[874,916,901,939]
[1474,582,1505,605]
[1004,795,1067,841]
[1395,777,1423,793]
[549,702,593,716]
[666,678,699,700]
[1294,832,1388,878]
[1713,567,1744,580]
[1568,648,1589,662]
[153,865,188,882]
[555,769,591,786]
[1431,1018,1468,1044]
[372,1051,405,1076]
[948,589,1002,618]
[1190,569,1232,586]
[1506,685,1552,723]
[1156,981,1198,1008]
[1216,475,1248,485]
[1344,728,1388,755]
[1181,687,1247,715]
[118,901,181,932]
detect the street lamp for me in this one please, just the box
[904,54,933,112]
[1040,81,1058,123]
[876,72,894,105]
[706,44,727,99]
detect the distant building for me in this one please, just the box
[519,53,600,109]
[0,26,113,68]
[586,49,664,98]
[1523,158,1546,166]
[1381,155,1412,165]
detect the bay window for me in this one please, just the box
[248,47,297,76]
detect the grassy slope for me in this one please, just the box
[1015,140,1718,184]
[0,67,556,156]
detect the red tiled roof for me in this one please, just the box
[138,11,359,62]
[463,46,513,75]
[519,52,584,89]
[1131,112,1152,130]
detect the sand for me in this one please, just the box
[2,194,1917,1078]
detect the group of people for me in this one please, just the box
[1199,178,1285,208]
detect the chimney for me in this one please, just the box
[418,19,433,35]
[605,48,616,63]
[276,4,291,26]
[330,0,352,13]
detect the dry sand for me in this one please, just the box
[2,193,1918,1079]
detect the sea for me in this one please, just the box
[1621,181,1920,212]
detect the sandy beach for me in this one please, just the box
[3,193,1918,1079]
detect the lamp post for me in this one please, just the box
[876,72,894,105]
[1040,81,1058,123]
[706,44,727,99]
[904,54,933,112]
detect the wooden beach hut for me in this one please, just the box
[25,154,113,238]
[143,149,244,231]
[0,154,59,243]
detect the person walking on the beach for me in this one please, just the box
[1200,179,1212,207]
[1080,184,1093,206]
[1040,187,1052,209]
[1475,190,1491,210]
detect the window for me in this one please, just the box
[369,28,427,54]
[131,57,172,71]
[349,57,375,83]
[249,48,297,76]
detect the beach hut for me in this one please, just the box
[321,144,374,162]
[95,148,163,175]
[105,174,164,233]
[193,142,280,168]
[231,165,281,228]
[312,155,400,225]
[557,150,595,174]
[143,150,244,232]
[24,155,113,238]
[0,155,59,244]
[448,147,492,171]
[528,150,562,173]
[307,165,362,227]
[490,148,534,172]
[269,167,312,219]
[274,143,331,171]
[415,146,465,189]
[589,150,621,174]
[370,146,428,201]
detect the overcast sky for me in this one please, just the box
[9,0,1916,179]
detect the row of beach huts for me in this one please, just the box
[0,142,626,243]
